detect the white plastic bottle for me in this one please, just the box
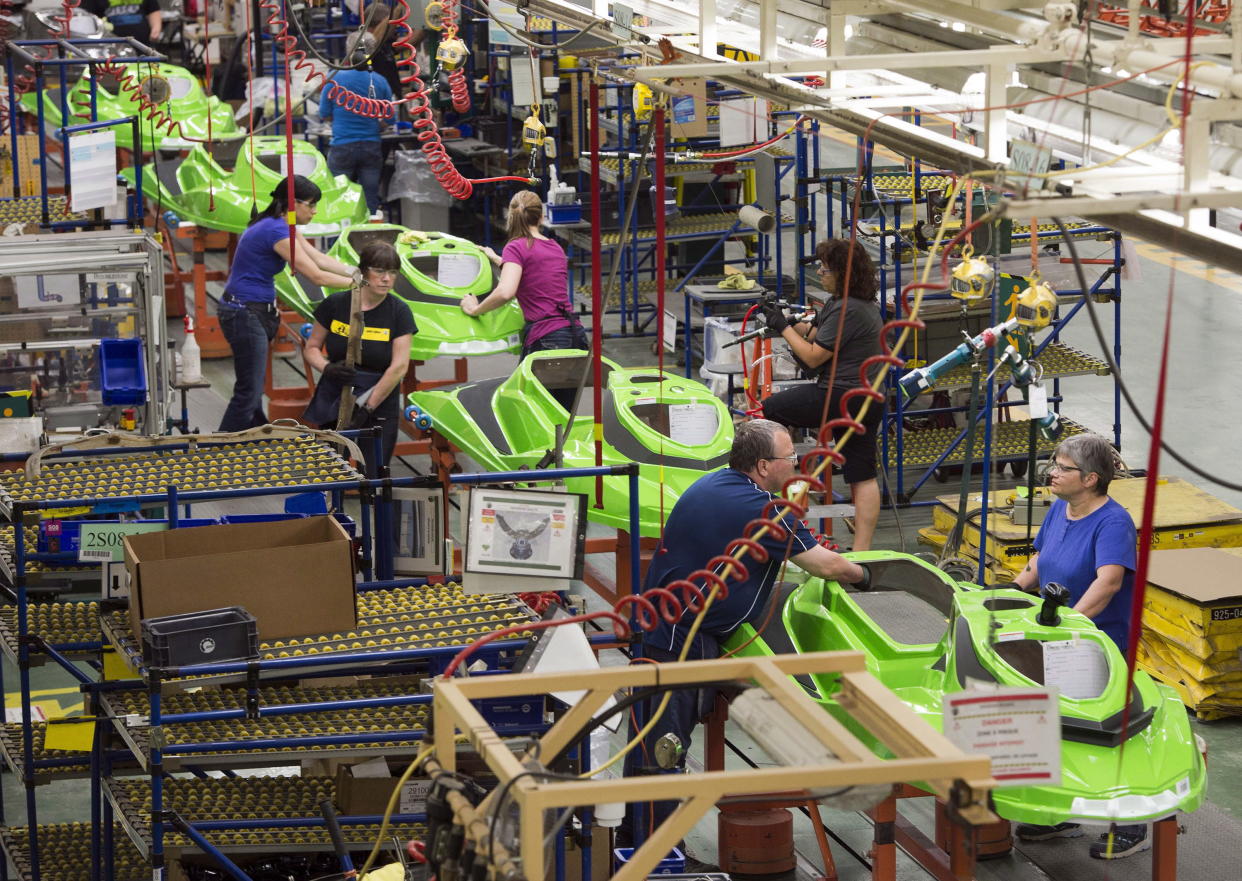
[180,315,203,383]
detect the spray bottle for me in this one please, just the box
[180,315,203,384]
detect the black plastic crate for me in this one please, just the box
[140,607,259,669]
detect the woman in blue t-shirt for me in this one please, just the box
[1011,432,1147,858]
[217,175,356,432]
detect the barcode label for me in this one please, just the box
[79,548,113,562]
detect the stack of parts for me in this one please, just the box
[918,477,1242,583]
[1139,547,1242,720]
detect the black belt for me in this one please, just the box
[222,293,276,312]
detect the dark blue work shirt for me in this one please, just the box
[642,468,817,657]
[1033,497,1137,654]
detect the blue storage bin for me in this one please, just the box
[332,513,357,538]
[613,847,684,875]
[99,338,147,405]
[220,513,307,525]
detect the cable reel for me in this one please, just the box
[949,245,995,303]
[1014,272,1058,330]
[434,36,468,70]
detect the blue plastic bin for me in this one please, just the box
[613,847,685,875]
[99,338,147,405]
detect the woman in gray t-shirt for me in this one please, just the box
[759,238,884,550]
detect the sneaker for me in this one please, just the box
[1089,828,1150,860]
[682,854,720,874]
[1015,822,1084,841]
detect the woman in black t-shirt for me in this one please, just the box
[303,241,416,467]
[759,238,884,551]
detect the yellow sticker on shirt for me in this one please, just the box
[329,320,391,342]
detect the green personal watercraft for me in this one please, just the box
[20,61,237,153]
[406,351,734,536]
[276,224,524,360]
[725,552,1206,826]
[123,136,368,234]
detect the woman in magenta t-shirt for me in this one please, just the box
[459,191,588,377]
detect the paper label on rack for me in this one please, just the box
[943,687,1060,787]
[79,522,167,563]
[69,129,118,213]
[1028,384,1049,419]
[399,780,432,814]
[662,310,678,353]
[610,2,633,37]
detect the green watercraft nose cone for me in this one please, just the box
[722,552,1208,827]
[20,62,238,154]
[407,350,735,536]
[276,224,524,360]
[124,135,369,234]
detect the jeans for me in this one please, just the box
[522,323,589,413]
[218,306,272,431]
[328,141,384,213]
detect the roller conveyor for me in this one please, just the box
[886,417,1087,470]
[905,341,1110,395]
[0,824,149,881]
[100,584,537,687]
[0,599,104,666]
[101,678,435,772]
[104,776,427,856]
[0,436,361,516]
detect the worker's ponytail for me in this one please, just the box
[505,190,543,247]
[251,175,322,226]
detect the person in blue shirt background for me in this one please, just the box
[320,32,394,215]
[217,175,356,432]
[1011,432,1148,859]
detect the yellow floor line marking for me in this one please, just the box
[5,686,81,705]
[1131,241,1242,292]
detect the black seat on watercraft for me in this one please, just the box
[847,557,954,646]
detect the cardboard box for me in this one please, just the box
[334,763,430,816]
[552,825,610,881]
[124,516,357,643]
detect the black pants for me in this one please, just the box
[761,382,881,484]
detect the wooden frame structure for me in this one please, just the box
[432,650,997,881]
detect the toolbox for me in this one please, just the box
[140,606,259,668]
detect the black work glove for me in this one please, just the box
[991,580,1026,593]
[761,299,788,335]
[852,563,872,591]
[348,405,373,430]
[321,362,356,385]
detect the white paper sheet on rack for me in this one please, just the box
[68,130,117,213]
[719,98,755,147]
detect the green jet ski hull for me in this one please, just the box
[406,351,734,536]
[275,224,524,361]
[725,551,1206,827]
[19,62,237,153]
[122,136,368,234]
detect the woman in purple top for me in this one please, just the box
[459,191,587,409]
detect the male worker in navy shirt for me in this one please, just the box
[621,419,871,846]
[320,31,394,216]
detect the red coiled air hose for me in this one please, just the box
[446,67,470,114]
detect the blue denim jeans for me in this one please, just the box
[218,306,273,431]
[328,141,384,213]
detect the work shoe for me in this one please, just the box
[1089,828,1150,860]
[1015,822,1084,841]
